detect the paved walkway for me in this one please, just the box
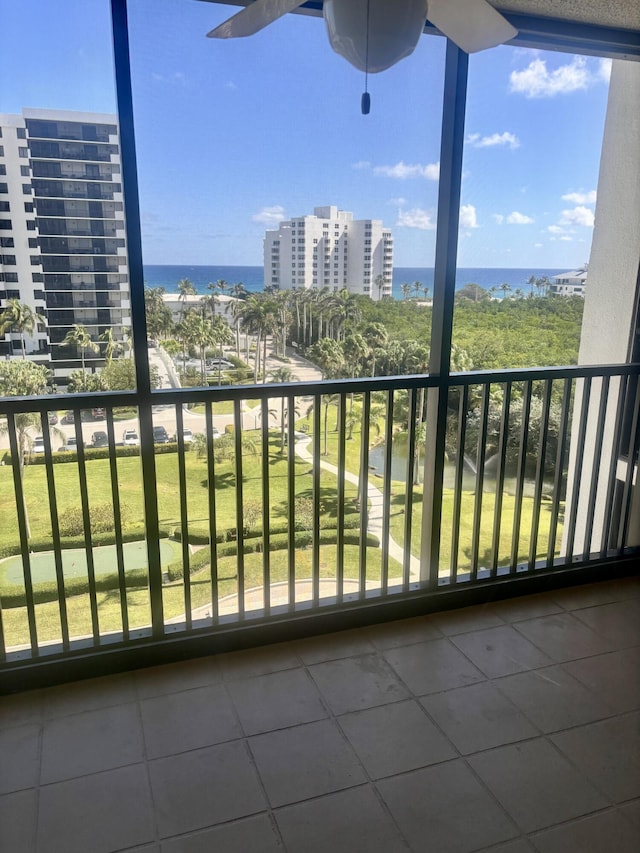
[294,438,419,579]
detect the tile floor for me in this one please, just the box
[1,575,639,853]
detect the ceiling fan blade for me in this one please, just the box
[207,0,305,39]
[427,0,517,53]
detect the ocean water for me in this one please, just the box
[143,264,564,300]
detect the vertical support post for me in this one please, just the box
[420,42,469,585]
[110,0,164,634]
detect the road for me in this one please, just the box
[2,339,323,450]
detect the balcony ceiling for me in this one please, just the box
[497,0,640,31]
[201,1,640,33]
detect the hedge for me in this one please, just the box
[166,528,380,581]
[0,567,149,609]
[1,442,189,466]
[0,525,149,560]
[1,527,381,604]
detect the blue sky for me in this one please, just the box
[1,0,612,269]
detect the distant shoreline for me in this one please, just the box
[143,264,565,299]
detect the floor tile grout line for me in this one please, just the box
[134,689,162,849]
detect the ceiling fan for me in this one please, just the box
[205,0,517,111]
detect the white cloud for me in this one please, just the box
[547,224,565,234]
[352,160,371,170]
[466,131,520,149]
[560,205,595,227]
[560,236,572,241]
[509,56,601,98]
[507,211,534,225]
[374,161,439,180]
[599,58,612,82]
[389,197,407,207]
[561,190,597,204]
[252,205,285,225]
[534,243,543,248]
[459,204,478,229]
[492,214,504,225]
[224,80,238,90]
[397,207,436,230]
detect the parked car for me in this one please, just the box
[48,412,59,425]
[174,428,194,444]
[32,436,45,454]
[206,358,234,369]
[211,426,221,440]
[91,407,106,419]
[91,431,108,448]
[61,410,75,425]
[153,425,170,444]
[122,429,140,446]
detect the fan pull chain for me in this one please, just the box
[362,0,371,114]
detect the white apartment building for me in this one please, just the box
[549,265,588,296]
[264,205,393,300]
[0,108,130,381]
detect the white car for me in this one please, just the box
[122,429,140,446]
[32,436,45,454]
[175,428,194,444]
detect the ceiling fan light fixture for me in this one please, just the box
[323,0,428,74]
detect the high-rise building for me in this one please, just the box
[264,205,393,300]
[0,108,130,382]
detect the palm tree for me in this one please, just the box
[177,278,196,321]
[422,285,431,302]
[527,275,537,298]
[0,299,46,358]
[375,274,385,301]
[228,282,247,359]
[400,283,411,300]
[362,322,388,376]
[62,324,99,377]
[412,281,423,299]
[99,327,121,365]
[269,366,294,451]
[499,282,512,299]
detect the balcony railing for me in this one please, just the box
[0,363,638,686]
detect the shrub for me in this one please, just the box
[58,503,131,537]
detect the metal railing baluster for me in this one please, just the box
[312,395,321,607]
[233,398,245,617]
[510,381,532,573]
[565,377,592,563]
[74,413,99,642]
[547,378,572,566]
[528,380,552,571]
[381,390,394,593]
[490,382,512,577]
[40,412,70,649]
[336,393,347,603]
[261,397,271,613]
[403,388,418,589]
[358,393,370,597]
[450,384,468,583]
[470,383,490,580]
[6,413,38,655]
[105,409,128,640]
[601,375,628,557]
[287,394,296,607]
[584,376,610,558]
[175,405,191,628]
[205,402,219,622]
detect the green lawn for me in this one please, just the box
[1,410,562,648]
[1,542,399,648]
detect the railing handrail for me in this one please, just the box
[1,361,639,414]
